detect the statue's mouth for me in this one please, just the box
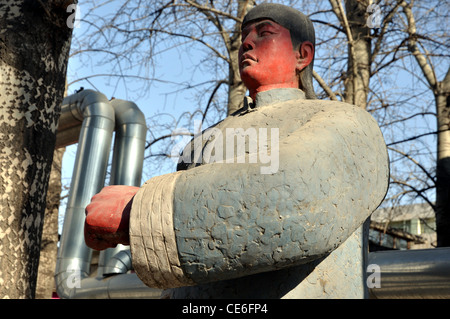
[240,53,257,68]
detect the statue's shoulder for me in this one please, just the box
[294,99,377,123]
[227,98,378,130]
[294,98,361,112]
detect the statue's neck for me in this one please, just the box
[252,88,306,108]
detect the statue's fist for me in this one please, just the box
[84,185,139,250]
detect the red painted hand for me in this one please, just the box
[84,185,139,250]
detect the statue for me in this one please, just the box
[84,3,389,298]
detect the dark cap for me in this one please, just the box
[242,3,315,47]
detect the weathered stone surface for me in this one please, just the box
[130,89,389,298]
[130,172,195,289]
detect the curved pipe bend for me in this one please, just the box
[55,91,153,298]
[96,99,147,278]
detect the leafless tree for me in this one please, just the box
[307,0,448,245]
[397,0,450,246]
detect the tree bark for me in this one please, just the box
[0,0,74,298]
[435,67,450,246]
[226,0,254,115]
[227,36,247,116]
[35,147,65,299]
[330,0,371,109]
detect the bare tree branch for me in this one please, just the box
[312,70,338,100]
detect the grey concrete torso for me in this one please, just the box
[167,89,387,298]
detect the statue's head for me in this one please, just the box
[239,3,316,99]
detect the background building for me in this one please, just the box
[370,203,436,250]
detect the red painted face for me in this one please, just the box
[239,19,300,99]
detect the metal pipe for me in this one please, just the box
[97,99,147,277]
[97,245,129,277]
[54,90,160,298]
[56,89,92,148]
[100,249,133,276]
[70,273,162,299]
[109,98,147,186]
[55,90,115,299]
[368,247,450,299]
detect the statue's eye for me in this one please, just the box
[260,30,272,36]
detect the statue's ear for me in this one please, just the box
[295,41,314,73]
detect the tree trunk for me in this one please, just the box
[330,0,371,109]
[400,0,450,246]
[227,38,247,116]
[227,0,254,115]
[435,67,450,246]
[35,147,65,299]
[343,0,371,109]
[0,0,74,298]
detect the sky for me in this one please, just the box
[59,2,201,230]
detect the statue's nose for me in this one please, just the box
[241,33,255,52]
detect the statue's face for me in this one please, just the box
[239,19,300,99]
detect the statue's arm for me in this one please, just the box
[129,105,389,289]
